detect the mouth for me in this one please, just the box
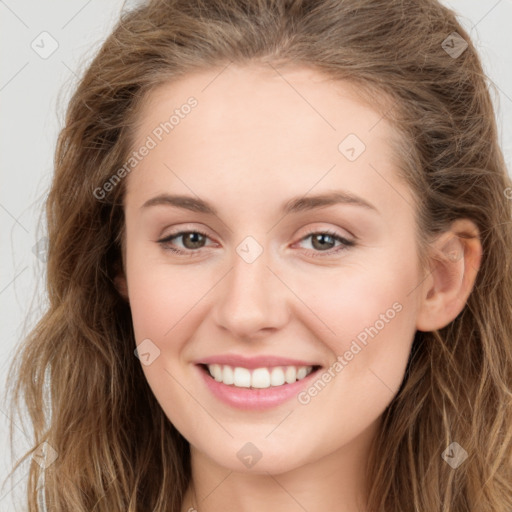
[198,363,323,389]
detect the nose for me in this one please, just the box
[212,241,291,340]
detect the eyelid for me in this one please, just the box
[293,227,355,256]
[157,227,215,247]
[157,222,214,241]
[157,223,353,242]
[298,225,355,242]
[156,224,356,257]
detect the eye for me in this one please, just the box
[157,229,214,256]
[295,228,355,257]
[156,228,356,257]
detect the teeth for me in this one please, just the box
[233,367,251,388]
[285,366,296,384]
[206,364,315,389]
[222,365,234,385]
[270,367,285,386]
[251,368,270,388]
[296,367,308,380]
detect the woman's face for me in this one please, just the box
[121,64,426,474]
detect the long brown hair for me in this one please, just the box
[5,0,512,510]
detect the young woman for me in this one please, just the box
[6,0,512,510]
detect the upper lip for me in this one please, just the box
[195,354,322,369]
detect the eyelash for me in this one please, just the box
[157,228,355,258]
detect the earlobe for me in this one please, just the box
[114,273,129,301]
[112,244,129,302]
[114,272,129,301]
[113,255,129,302]
[416,219,482,332]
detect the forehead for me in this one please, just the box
[132,64,390,147]
[125,64,412,221]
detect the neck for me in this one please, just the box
[180,418,379,512]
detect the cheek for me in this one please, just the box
[125,250,204,432]
[123,228,421,469]
[288,263,418,452]
[125,243,200,341]
[299,250,419,383]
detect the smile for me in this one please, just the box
[204,363,316,389]
[196,362,323,411]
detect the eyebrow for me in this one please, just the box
[141,191,379,215]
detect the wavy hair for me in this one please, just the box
[5,0,512,510]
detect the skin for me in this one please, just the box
[116,64,482,512]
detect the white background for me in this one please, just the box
[1,1,511,509]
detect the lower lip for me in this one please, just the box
[196,364,321,411]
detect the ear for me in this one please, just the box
[113,258,129,302]
[415,218,482,332]
[114,272,129,301]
